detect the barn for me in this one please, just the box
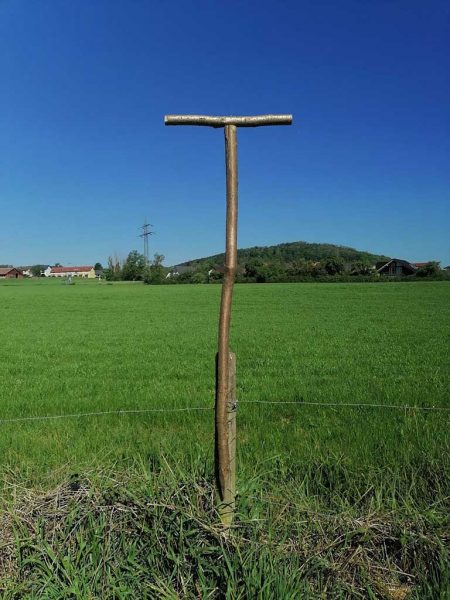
[376,259,417,276]
[0,267,24,279]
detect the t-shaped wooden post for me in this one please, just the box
[165,114,293,525]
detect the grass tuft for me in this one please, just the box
[0,467,448,599]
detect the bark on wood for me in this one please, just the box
[216,352,237,527]
[215,124,238,525]
[165,114,293,127]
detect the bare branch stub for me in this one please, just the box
[164,114,293,128]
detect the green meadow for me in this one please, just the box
[0,279,449,598]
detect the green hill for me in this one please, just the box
[180,241,390,269]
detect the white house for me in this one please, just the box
[45,266,95,278]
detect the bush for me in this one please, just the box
[415,262,443,278]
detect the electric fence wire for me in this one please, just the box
[239,399,450,411]
[0,399,449,425]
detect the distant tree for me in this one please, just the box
[286,259,310,277]
[310,262,326,278]
[244,260,263,279]
[324,257,345,275]
[177,271,194,283]
[94,262,103,271]
[416,261,442,278]
[143,253,166,284]
[191,271,208,284]
[252,262,284,283]
[351,260,373,276]
[30,265,46,277]
[54,262,62,267]
[208,268,223,282]
[105,254,122,281]
[122,250,147,281]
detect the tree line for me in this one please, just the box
[105,251,166,284]
[104,250,447,284]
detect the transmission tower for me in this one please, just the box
[139,220,154,264]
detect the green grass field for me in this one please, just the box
[0,279,449,598]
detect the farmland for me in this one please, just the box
[0,279,449,598]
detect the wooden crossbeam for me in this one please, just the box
[165,114,293,127]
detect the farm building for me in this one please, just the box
[0,267,24,279]
[376,259,417,276]
[44,266,96,278]
[166,264,194,278]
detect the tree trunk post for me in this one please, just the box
[215,351,237,526]
[164,114,292,526]
[215,124,238,525]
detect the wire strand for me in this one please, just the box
[0,399,448,426]
[0,406,213,425]
[239,400,450,411]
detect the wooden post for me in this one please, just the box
[215,124,238,523]
[216,351,237,526]
[164,114,293,525]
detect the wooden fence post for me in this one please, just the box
[216,351,237,526]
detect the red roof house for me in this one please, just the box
[45,266,95,278]
[0,267,24,279]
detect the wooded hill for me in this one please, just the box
[180,241,390,270]
[171,241,391,283]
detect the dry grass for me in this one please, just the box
[0,469,448,599]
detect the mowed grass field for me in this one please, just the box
[0,279,449,598]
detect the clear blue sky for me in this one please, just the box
[1,0,449,267]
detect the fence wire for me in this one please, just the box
[0,406,213,425]
[0,399,449,425]
[240,400,450,411]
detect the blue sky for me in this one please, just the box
[1,0,449,267]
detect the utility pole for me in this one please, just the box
[165,114,293,526]
[139,220,153,264]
